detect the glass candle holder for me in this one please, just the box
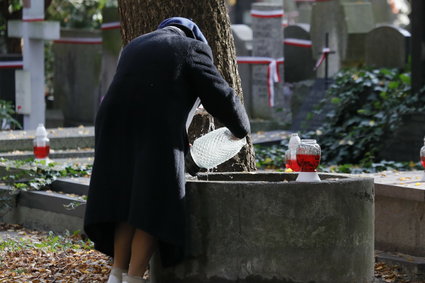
[296,139,321,182]
[296,139,321,172]
[285,133,301,171]
[285,149,300,172]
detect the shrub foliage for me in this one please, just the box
[309,68,425,165]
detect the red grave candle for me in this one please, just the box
[296,139,321,172]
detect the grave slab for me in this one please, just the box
[0,126,94,152]
[366,170,425,258]
[375,250,425,281]
[0,186,85,233]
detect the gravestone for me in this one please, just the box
[411,0,425,95]
[283,24,315,82]
[228,0,257,25]
[251,3,291,126]
[99,7,121,109]
[310,1,346,78]
[342,2,375,65]
[0,55,22,103]
[53,29,102,126]
[0,55,23,128]
[311,1,375,76]
[231,24,253,118]
[283,0,299,26]
[365,25,411,69]
[297,2,313,25]
[371,0,396,26]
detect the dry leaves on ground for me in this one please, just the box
[375,262,411,283]
[0,223,417,283]
[0,223,111,282]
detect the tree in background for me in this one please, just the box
[0,0,24,53]
[46,0,106,29]
[118,0,256,172]
[0,0,108,54]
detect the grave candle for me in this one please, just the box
[285,133,301,171]
[296,139,320,172]
[296,139,321,182]
[33,123,50,159]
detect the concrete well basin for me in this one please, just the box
[151,172,375,283]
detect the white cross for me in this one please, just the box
[8,0,59,130]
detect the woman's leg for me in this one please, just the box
[107,222,135,282]
[127,229,157,277]
[113,222,135,269]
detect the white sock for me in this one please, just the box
[107,267,127,283]
[122,273,145,283]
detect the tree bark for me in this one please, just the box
[118,0,256,172]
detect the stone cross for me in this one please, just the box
[8,0,59,130]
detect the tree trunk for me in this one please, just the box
[118,0,256,172]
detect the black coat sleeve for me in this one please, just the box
[186,41,250,139]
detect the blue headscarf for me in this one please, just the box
[158,17,208,44]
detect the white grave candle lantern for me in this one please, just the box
[296,139,321,182]
[33,123,50,160]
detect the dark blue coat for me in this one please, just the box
[84,27,250,267]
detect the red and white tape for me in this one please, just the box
[22,17,44,22]
[284,38,312,48]
[295,0,333,2]
[0,61,24,69]
[314,47,330,70]
[237,56,284,107]
[54,37,102,45]
[101,21,121,30]
[251,9,284,18]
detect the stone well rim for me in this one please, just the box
[189,171,374,185]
